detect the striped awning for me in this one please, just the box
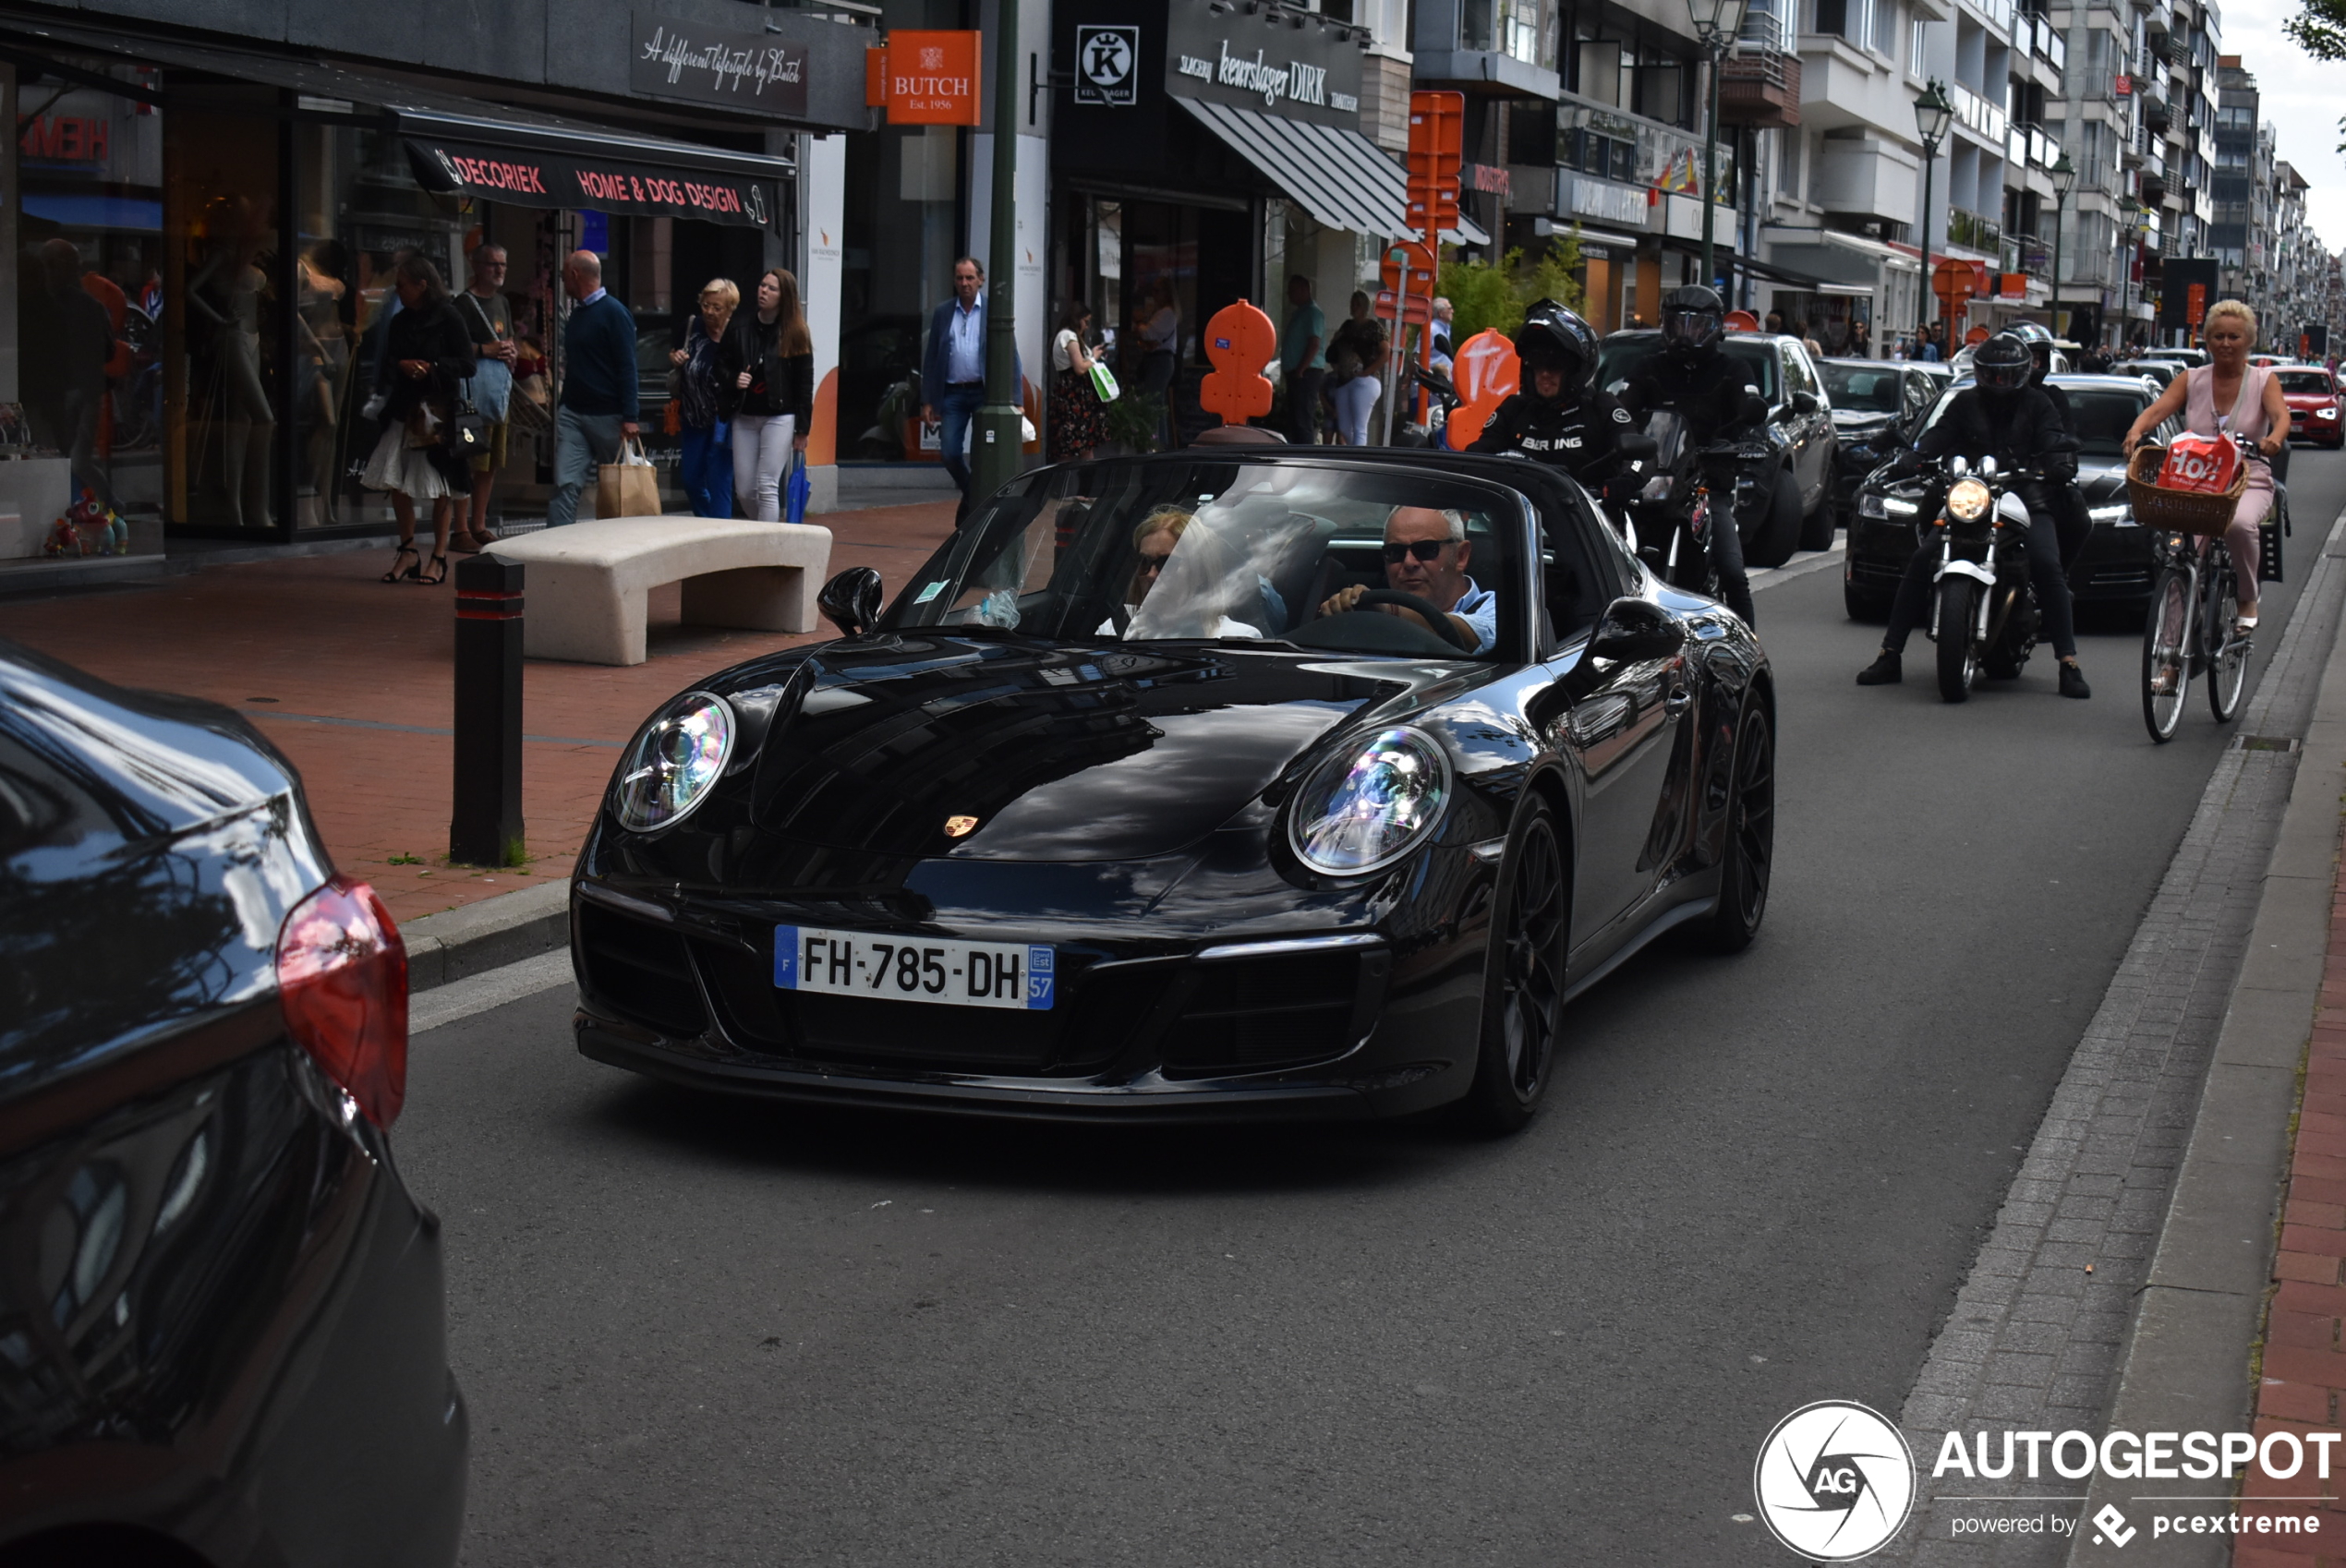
[1176,96,1491,247]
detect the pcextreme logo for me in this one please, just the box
[1753,1401,1917,1561]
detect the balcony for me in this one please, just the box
[1948,206,2003,253]
[1721,11,1801,128]
[1950,79,2010,144]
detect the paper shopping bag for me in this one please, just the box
[597,439,662,519]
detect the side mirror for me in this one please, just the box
[818,566,884,638]
[1588,596,1687,662]
[1791,390,1821,415]
[1616,433,1658,463]
[1742,392,1771,425]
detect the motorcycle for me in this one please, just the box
[1611,410,1772,598]
[1393,361,1457,449]
[1917,453,2046,703]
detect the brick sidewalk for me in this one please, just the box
[5,502,956,927]
[2240,810,2346,1565]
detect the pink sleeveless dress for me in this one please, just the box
[2179,363,2274,585]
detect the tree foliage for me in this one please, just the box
[1436,231,1589,344]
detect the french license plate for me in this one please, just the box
[773,925,1054,1011]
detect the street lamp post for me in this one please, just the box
[1685,0,1748,291]
[2049,152,2075,342]
[1914,80,1953,345]
[2118,196,2142,351]
[972,0,1023,502]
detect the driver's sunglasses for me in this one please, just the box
[1135,551,1174,574]
[1382,539,1450,563]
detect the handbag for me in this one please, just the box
[596,438,662,519]
[1089,360,1121,404]
[785,453,811,526]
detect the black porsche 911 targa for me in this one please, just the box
[571,450,1774,1132]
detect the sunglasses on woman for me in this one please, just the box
[1382,539,1451,563]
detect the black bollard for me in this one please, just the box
[450,554,525,866]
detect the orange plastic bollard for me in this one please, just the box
[1444,329,1519,450]
[1199,299,1276,425]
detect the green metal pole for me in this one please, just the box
[1700,39,1719,288]
[973,0,1023,501]
[2050,196,2062,341]
[1917,144,1934,341]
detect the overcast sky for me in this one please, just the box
[2219,0,2346,249]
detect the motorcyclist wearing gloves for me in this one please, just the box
[1856,332,2091,698]
[1614,284,1762,626]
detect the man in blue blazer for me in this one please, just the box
[920,257,1021,513]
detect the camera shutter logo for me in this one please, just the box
[1753,1401,1917,1562]
[1075,26,1138,106]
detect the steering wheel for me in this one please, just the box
[1345,589,1479,653]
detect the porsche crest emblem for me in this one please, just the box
[943,815,980,838]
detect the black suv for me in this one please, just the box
[1596,329,1840,568]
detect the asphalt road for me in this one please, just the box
[401,452,2342,1567]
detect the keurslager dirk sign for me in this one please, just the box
[1161,0,1362,127]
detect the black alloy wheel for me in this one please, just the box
[1461,798,1568,1135]
[1707,702,1774,953]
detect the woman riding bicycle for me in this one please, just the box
[2121,298,2291,633]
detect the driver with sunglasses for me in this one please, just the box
[1316,506,1495,652]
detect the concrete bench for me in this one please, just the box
[487,517,833,666]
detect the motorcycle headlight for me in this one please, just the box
[1946,477,1992,522]
[612,691,735,832]
[1288,727,1452,876]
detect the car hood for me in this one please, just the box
[1832,410,1898,431]
[738,636,1420,862]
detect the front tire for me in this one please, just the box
[1460,798,1568,1136]
[1798,491,1836,553]
[2143,566,2191,742]
[1746,466,1802,570]
[1707,702,1774,953]
[1935,577,1978,702]
[2208,559,2249,722]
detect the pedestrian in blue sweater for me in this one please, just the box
[546,249,641,526]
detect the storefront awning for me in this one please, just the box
[398,110,785,230]
[1175,97,1490,246]
[0,20,791,229]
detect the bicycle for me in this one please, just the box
[2139,488,2277,743]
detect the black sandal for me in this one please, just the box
[381,542,420,583]
[413,552,450,585]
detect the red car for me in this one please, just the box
[2278,366,2345,448]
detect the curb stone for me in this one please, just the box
[400,878,570,994]
[1877,504,2346,1567]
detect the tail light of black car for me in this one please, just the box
[276,874,408,1127]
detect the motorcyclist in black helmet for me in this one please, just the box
[1467,299,1633,494]
[1856,332,2091,698]
[2000,320,2091,569]
[1615,284,1761,626]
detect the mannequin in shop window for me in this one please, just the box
[185,194,275,528]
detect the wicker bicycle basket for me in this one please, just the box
[2125,444,2249,537]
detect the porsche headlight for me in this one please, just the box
[1946,477,1992,522]
[1289,728,1452,876]
[613,691,734,832]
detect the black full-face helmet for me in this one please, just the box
[1973,332,2034,393]
[1659,284,1725,354]
[1513,298,1599,395]
[2001,320,2056,380]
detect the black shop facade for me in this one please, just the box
[0,4,863,561]
[1050,0,1421,443]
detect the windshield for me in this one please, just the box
[2279,370,2334,395]
[1916,384,2155,456]
[884,459,1530,659]
[1821,364,1904,413]
[1595,335,1780,404]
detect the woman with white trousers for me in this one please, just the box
[722,268,816,519]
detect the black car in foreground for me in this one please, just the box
[1595,330,1838,566]
[573,450,1775,1132]
[1844,374,2188,619]
[0,644,464,1567]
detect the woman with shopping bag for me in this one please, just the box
[721,268,814,521]
[364,256,473,585]
[1048,300,1111,464]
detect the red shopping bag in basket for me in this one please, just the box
[2155,432,2243,495]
